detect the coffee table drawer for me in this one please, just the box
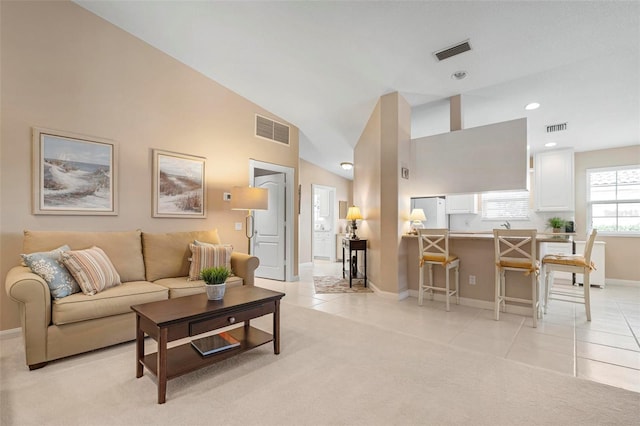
[189,303,273,336]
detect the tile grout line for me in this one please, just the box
[503,317,525,359]
[617,300,640,349]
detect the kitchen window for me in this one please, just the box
[481,191,530,220]
[587,165,640,234]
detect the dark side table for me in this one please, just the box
[342,238,367,287]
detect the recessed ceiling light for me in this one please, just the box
[545,142,557,148]
[525,102,540,110]
[451,71,467,80]
[340,162,353,170]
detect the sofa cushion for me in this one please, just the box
[21,245,81,299]
[188,243,233,280]
[52,281,168,325]
[142,230,221,281]
[154,275,243,299]
[62,247,121,295]
[23,230,145,282]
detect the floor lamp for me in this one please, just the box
[231,186,269,253]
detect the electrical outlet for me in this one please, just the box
[223,192,231,201]
[468,275,476,285]
[234,222,242,231]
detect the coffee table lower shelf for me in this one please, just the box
[141,326,272,380]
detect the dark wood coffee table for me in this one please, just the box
[131,286,285,404]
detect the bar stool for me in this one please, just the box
[417,228,459,311]
[494,229,541,327]
[542,229,598,321]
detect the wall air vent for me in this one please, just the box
[434,40,472,61]
[256,114,290,146]
[546,122,568,133]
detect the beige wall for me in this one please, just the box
[354,100,382,288]
[353,93,411,294]
[0,1,299,330]
[298,159,352,263]
[575,146,640,282]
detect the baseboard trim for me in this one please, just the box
[606,279,640,286]
[0,327,21,340]
[367,281,408,300]
[407,290,536,316]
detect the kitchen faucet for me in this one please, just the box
[501,221,511,230]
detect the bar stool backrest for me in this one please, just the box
[583,229,598,264]
[493,229,537,272]
[418,228,451,264]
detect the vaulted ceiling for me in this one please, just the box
[76,1,640,179]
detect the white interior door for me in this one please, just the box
[253,173,286,280]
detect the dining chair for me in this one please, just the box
[493,229,541,327]
[417,228,459,311]
[542,229,598,321]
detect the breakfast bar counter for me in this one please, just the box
[402,232,573,307]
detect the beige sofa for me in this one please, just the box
[5,229,259,370]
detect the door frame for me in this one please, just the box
[249,159,296,282]
[312,184,337,262]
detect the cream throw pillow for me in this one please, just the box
[188,243,233,281]
[61,246,121,295]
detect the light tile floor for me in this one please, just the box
[257,261,640,393]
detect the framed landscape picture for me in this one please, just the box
[32,128,118,215]
[152,149,206,218]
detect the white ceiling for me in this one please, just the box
[75,1,640,179]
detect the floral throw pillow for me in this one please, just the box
[21,245,81,299]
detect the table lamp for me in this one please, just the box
[231,186,269,247]
[346,206,363,240]
[409,208,426,234]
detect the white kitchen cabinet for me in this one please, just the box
[446,194,478,214]
[540,241,573,280]
[534,149,574,211]
[313,231,334,260]
[575,240,606,288]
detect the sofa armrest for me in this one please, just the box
[230,252,259,286]
[5,266,52,367]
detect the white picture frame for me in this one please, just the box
[152,149,206,218]
[32,127,118,215]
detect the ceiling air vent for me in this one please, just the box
[434,40,472,61]
[546,122,568,133]
[256,114,290,145]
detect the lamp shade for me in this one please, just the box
[346,206,363,221]
[409,208,426,222]
[230,186,268,210]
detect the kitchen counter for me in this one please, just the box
[403,232,574,242]
[402,232,573,312]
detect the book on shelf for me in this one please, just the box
[191,332,241,356]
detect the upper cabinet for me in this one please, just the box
[534,149,574,211]
[446,194,478,214]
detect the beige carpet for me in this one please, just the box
[313,275,373,293]
[1,303,638,425]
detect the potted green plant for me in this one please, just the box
[547,217,566,233]
[201,266,231,300]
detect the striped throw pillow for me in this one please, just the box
[61,246,121,295]
[188,243,233,281]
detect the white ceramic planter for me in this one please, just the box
[205,283,226,300]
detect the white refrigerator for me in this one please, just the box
[411,197,448,229]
